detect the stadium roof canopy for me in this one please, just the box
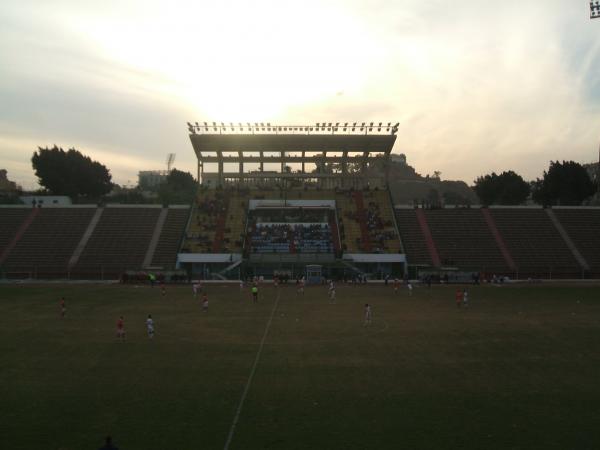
[187,122,399,188]
[188,122,398,162]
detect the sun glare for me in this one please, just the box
[73,0,384,121]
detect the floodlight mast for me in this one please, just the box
[166,153,176,172]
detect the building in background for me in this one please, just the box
[390,153,407,165]
[138,170,169,190]
[0,169,20,192]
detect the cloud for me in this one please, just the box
[0,0,599,189]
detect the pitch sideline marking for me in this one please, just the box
[223,289,280,450]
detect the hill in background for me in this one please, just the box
[386,154,477,206]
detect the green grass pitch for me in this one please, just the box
[1,282,600,449]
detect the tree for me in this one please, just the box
[31,146,112,198]
[158,169,197,204]
[532,160,596,206]
[473,171,530,205]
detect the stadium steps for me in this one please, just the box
[481,208,516,272]
[545,209,589,272]
[489,208,580,278]
[553,208,600,277]
[424,209,510,273]
[212,195,230,252]
[151,207,190,269]
[0,207,39,265]
[4,208,96,277]
[218,258,242,276]
[367,190,403,253]
[68,207,104,270]
[335,192,362,253]
[379,190,404,253]
[143,207,169,268]
[329,212,341,254]
[352,191,372,252]
[0,208,31,261]
[73,207,161,277]
[394,209,432,265]
[221,192,247,253]
[415,209,441,267]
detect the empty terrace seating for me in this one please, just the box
[0,208,30,255]
[150,207,190,268]
[3,208,95,276]
[489,208,580,277]
[394,209,432,265]
[424,209,509,273]
[74,207,160,276]
[553,208,600,276]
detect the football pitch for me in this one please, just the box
[2,282,600,450]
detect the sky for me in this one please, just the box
[1,0,599,190]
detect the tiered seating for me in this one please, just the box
[351,191,372,251]
[150,207,190,268]
[335,191,362,252]
[0,208,30,256]
[250,224,290,253]
[394,209,432,265]
[424,209,509,273]
[293,224,332,253]
[181,187,402,255]
[489,209,580,277]
[249,224,332,254]
[553,209,600,276]
[74,207,160,276]
[221,191,251,253]
[364,190,403,253]
[3,208,95,275]
[336,190,401,253]
[183,189,228,253]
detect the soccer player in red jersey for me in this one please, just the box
[116,316,126,341]
[455,289,463,308]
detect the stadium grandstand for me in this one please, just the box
[2,122,600,281]
[179,121,406,281]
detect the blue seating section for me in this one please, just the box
[250,224,333,254]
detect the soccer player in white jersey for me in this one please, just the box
[297,277,305,295]
[463,289,469,307]
[146,314,155,339]
[407,282,413,296]
[192,282,200,298]
[364,303,372,326]
[328,281,336,303]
